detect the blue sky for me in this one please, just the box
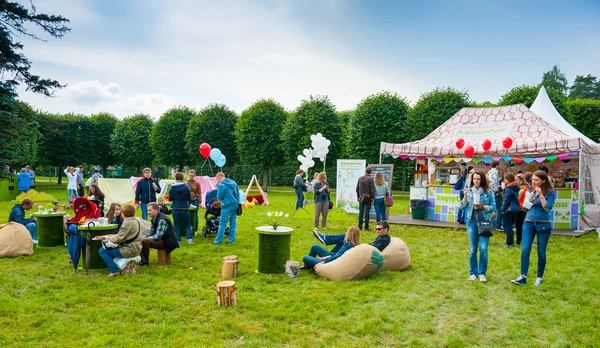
[17,0,600,118]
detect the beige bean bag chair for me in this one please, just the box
[314,244,384,280]
[0,222,34,258]
[380,237,411,271]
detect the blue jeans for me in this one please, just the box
[467,220,490,276]
[520,221,551,278]
[494,193,502,228]
[358,202,372,229]
[374,197,386,222]
[316,233,344,254]
[99,247,123,274]
[172,209,192,242]
[295,191,304,210]
[302,244,331,268]
[191,199,199,232]
[140,203,148,220]
[503,212,516,245]
[215,207,237,244]
[68,189,78,203]
[25,222,38,241]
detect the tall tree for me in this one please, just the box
[0,0,70,96]
[566,99,600,143]
[0,90,38,175]
[185,104,238,169]
[281,95,342,168]
[151,106,194,170]
[407,87,470,142]
[498,84,568,117]
[541,64,569,96]
[235,99,287,189]
[569,74,600,100]
[347,91,410,163]
[90,113,118,173]
[110,114,154,173]
[337,110,354,159]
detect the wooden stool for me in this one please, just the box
[157,249,171,265]
[121,261,138,275]
[216,281,237,306]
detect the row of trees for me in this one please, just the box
[3,82,599,184]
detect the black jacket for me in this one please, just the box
[135,177,161,204]
[152,213,179,254]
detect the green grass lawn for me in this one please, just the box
[1,182,599,346]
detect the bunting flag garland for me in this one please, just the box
[523,158,535,163]
[502,156,511,161]
[546,155,558,161]
[569,152,579,156]
[534,157,546,163]
[482,158,492,163]
[472,158,482,164]
[444,158,454,163]
[400,155,408,160]
[512,157,523,163]
[557,153,569,159]
[384,154,391,158]
[492,156,502,161]
[408,156,417,160]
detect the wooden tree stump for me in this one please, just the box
[221,255,239,278]
[216,281,237,307]
[157,249,171,265]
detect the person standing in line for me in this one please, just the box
[511,170,556,287]
[214,172,239,245]
[64,166,80,204]
[76,165,85,197]
[501,173,520,248]
[17,168,31,194]
[373,172,390,222]
[186,169,201,233]
[459,171,496,282]
[356,166,375,230]
[26,165,35,189]
[135,168,161,221]
[515,172,532,246]
[292,169,305,210]
[169,172,193,245]
[487,161,503,231]
[313,172,330,229]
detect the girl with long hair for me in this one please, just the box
[301,226,360,270]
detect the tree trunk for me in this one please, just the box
[102,164,107,177]
[262,165,270,192]
[57,167,63,185]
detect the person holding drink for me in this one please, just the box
[313,172,331,229]
[459,171,496,282]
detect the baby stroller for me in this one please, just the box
[201,189,229,238]
[68,197,101,225]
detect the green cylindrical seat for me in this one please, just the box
[37,212,66,247]
[78,224,118,269]
[256,226,293,274]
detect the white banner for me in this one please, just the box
[452,122,518,142]
[336,159,366,213]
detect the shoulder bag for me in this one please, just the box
[474,209,493,237]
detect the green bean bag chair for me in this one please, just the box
[380,237,411,271]
[314,244,384,280]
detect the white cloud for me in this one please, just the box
[61,80,121,105]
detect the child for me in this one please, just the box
[106,203,123,231]
[158,197,172,215]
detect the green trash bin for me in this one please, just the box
[410,200,427,220]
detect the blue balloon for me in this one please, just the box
[210,148,222,162]
[238,190,246,203]
[219,154,226,166]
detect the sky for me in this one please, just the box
[14,0,600,118]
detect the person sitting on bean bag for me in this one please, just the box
[312,221,391,252]
[301,226,360,270]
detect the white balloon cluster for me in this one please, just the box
[297,148,315,173]
[297,133,331,172]
[311,133,331,162]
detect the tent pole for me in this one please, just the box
[379,152,382,164]
[578,149,583,231]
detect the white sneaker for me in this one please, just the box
[469,274,477,281]
[479,275,487,282]
[534,277,543,286]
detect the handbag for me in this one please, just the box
[385,195,394,207]
[474,210,493,237]
[328,200,334,209]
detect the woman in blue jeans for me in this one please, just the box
[511,170,556,287]
[373,172,390,222]
[459,171,496,282]
[301,227,360,270]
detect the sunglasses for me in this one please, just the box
[375,227,386,231]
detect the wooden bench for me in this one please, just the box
[157,249,171,265]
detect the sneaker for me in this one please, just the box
[299,265,307,271]
[479,275,487,282]
[312,230,326,244]
[504,244,515,248]
[534,277,543,286]
[187,239,194,245]
[495,227,505,232]
[511,275,527,286]
[469,274,477,281]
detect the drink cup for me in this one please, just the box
[473,192,481,205]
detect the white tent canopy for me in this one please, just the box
[530,86,596,145]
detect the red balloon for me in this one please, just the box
[199,143,211,158]
[464,145,475,158]
[502,137,513,149]
[456,138,465,150]
[482,139,492,151]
